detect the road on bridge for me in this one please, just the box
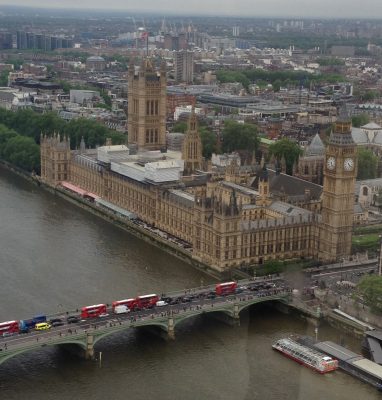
[0,279,291,357]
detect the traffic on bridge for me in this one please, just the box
[0,278,292,365]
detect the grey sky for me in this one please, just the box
[2,0,382,18]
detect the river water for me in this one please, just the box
[0,167,379,400]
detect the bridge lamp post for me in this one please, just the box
[378,235,382,276]
[340,258,345,282]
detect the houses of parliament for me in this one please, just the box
[40,59,358,273]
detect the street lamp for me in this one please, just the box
[378,235,382,276]
[340,258,344,282]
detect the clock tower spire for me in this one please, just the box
[318,105,357,262]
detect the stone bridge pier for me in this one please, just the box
[85,333,95,360]
[167,317,175,340]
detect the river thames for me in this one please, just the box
[0,167,379,400]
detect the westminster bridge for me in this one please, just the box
[0,281,292,366]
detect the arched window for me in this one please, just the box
[363,186,368,196]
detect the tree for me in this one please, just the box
[200,127,218,159]
[100,92,112,109]
[2,135,40,172]
[362,90,378,102]
[0,107,118,149]
[261,260,285,275]
[357,148,378,180]
[0,124,18,156]
[357,275,382,314]
[64,118,116,148]
[272,79,282,92]
[0,70,9,86]
[268,138,303,175]
[222,121,259,163]
[352,114,369,128]
[173,121,188,133]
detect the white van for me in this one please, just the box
[156,300,168,307]
[114,305,129,314]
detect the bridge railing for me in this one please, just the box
[0,289,291,356]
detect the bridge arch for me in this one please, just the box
[172,308,232,328]
[0,338,88,367]
[92,320,169,346]
[235,297,286,315]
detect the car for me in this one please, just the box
[49,318,63,324]
[67,316,80,324]
[35,322,51,331]
[206,292,216,299]
[98,313,109,318]
[156,300,168,307]
[181,297,192,303]
[2,332,16,338]
[51,321,65,327]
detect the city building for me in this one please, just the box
[86,56,106,71]
[70,90,101,105]
[127,59,167,151]
[174,50,194,84]
[295,134,325,185]
[40,61,357,272]
[318,107,358,261]
[16,31,73,50]
[167,92,196,118]
[0,32,13,49]
[174,105,202,121]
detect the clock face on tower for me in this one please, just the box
[344,158,354,171]
[326,156,336,170]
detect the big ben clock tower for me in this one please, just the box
[318,106,357,262]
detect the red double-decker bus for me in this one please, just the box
[0,320,20,335]
[81,304,107,319]
[112,298,136,312]
[136,294,159,309]
[216,282,237,296]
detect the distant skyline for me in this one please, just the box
[2,0,382,19]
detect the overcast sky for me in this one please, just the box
[2,0,382,18]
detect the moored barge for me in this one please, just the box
[272,338,339,374]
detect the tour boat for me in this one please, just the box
[272,338,338,374]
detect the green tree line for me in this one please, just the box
[216,68,344,91]
[173,119,260,161]
[0,108,126,172]
[0,124,40,173]
[0,108,126,148]
[356,275,382,314]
